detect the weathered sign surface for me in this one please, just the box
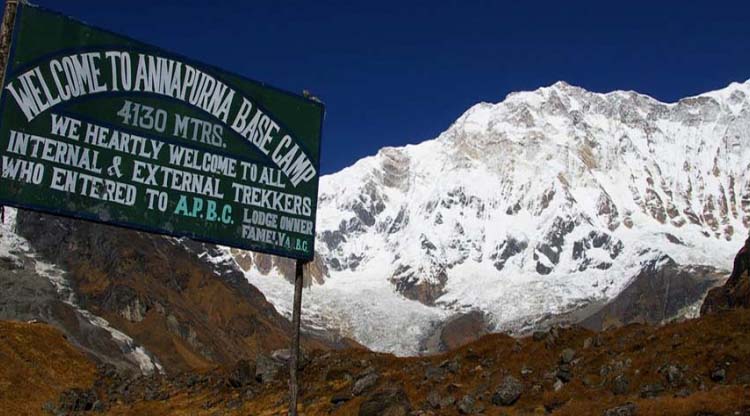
[0,5,323,260]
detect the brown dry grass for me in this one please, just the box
[0,321,97,416]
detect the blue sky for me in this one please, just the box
[32,0,750,174]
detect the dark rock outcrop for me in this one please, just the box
[12,210,346,373]
[420,310,491,353]
[0,218,140,372]
[702,246,750,315]
[358,387,411,416]
[582,259,725,330]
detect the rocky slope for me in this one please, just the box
[237,80,750,354]
[8,280,750,416]
[0,208,155,373]
[0,208,353,374]
[5,252,750,415]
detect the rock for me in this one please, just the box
[533,331,546,341]
[612,374,629,395]
[492,376,523,406]
[675,387,692,398]
[227,359,256,388]
[0,255,24,270]
[185,374,200,388]
[42,401,55,413]
[603,402,637,416]
[593,334,604,347]
[271,348,292,361]
[557,364,573,383]
[457,395,475,414]
[91,400,106,413]
[144,386,168,401]
[96,363,117,378]
[427,390,441,409]
[325,368,352,382]
[225,399,243,409]
[353,373,379,396]
[544,327,560,348]
[639,382,665,398]
[583,337,593,349]
[701,254,750,315]
[331,393,351,405]
[425,366,446,381]
[583,375,597,387]
[440,358,461,374]
[360,365,377,377]
[439,395,456,408]
[446,383,461,394]
[56,388,98,412]
[560,348,576,364]
[710,368,726,382]
[255,355,282,384]
[271,348,310,369]
[434,311,491,351]
[553,379,564,391]
[358,388,411,416]
[665,365,684,386]
[543,370,557,382]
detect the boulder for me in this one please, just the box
[710,368,726,382]
[492,376,523,406]
[664,365,684,386]
[255,355,282,384]
[639,383,665,398]
[560,348,576,364]
[331,392,351,405]
[227,359,256,388]
[603,402,637,416]
[358,388,411,416]
[352,372,379,396]
[557,364,573,383]
[612,374,629,395]
[56,388,98,412]
[457,394,475,414]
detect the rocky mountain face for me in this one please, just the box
[0,208,351,374]
[701,255,750,315]
[580,262,725,330]
[237,80,750,354]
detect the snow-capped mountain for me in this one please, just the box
[235,80,750,355]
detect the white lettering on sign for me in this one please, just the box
[3,50,318,187]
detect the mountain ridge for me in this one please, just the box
[238,78,750,354]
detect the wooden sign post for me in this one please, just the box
[0,0,18,89]
[289,259,305,415]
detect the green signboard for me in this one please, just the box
[0,4,323,260]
